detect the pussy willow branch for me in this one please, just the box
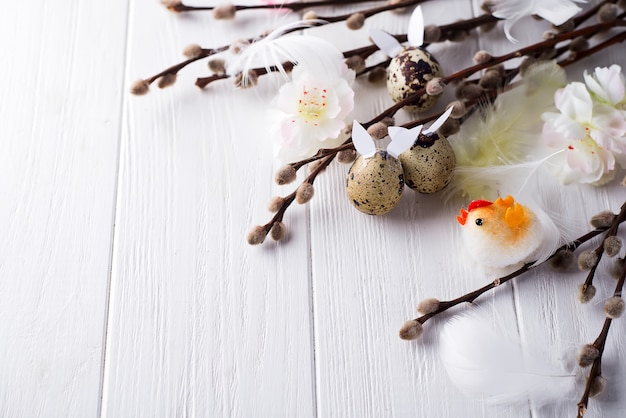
[193,13,496,89]
[165,0,388,13]
[286,19,626,171]
[168,0,434,23]
[577,206,626,417]
[253,24,626,237]
[406,202,626,330]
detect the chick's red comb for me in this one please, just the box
[456,199,493,225]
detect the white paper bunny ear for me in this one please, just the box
[407,6,425,47]
[352,121,377,158]
[423,106,453,135]
[369,29,403,58]
[387,125,423,158]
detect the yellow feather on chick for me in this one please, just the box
[457,196,544,270]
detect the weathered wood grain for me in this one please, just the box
[0,1,127,416]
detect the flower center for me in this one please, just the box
[296,86,327,126]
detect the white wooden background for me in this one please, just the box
[1,0,625,417]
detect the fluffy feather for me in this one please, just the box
[440,308,578,407]
[227,20,346,82]
[447,61,567,201]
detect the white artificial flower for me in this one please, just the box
[491,0,586,42]
[583,64,626,109]
[270,64,355,162]
[543,124,616,185]
[542,79,626,184]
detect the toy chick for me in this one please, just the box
[456,196,546,270]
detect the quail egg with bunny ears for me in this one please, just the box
[347,121,423,215]
[393,107,456,193]
[370,7,443,113]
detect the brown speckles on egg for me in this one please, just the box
[399,133,456,193]
[346,151,405,215]
[387,47,443,112]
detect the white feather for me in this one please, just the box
[447,60,567,200]
[440,308,578,407]
[227,20,346,81]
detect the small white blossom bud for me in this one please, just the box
[480,1,494,14]
[268,196,285,213]
[590,210,616,228]
[479,69,502,90]
[208,58,226,75]
[296,182,315,204]
[399,320,424,340]
[308,159,327,175]
[270,221,287,241]
[380,116,395,126]
[247,225,267,245]
[234,70,258,88]
[438,118,460,137]
[604,236,622,257]
[423,25,441,43]
[578,284,597,304]
[554,19,575,33]
[368,67,387,83]
[604,296,625,319]
[303,11,318,21]
[457,83,485,101]
[337,149,357,164]
[578,250,598,270]
[161,0,182,12]
[367,122,388,140]
[345,55,366,73]
[590,375,606,398]
[157,73,177,89]
[346,13,365,30]
[229,39,250,55]
[610,258,626,280]
[130,79,150,95]
[447,100,467,119]
[446,29,468,42]
[473,50,492,65]
[568,36,589,53]
[550,249,574,271]
[213,3,237,20]
[426,77,446,96]
[388,0,409,14]
[489,64,505,76]
[275,165,297,185]
[417,298,440,315]
[183,43,203,59]
[520,57,538,76]
[577,344,600,367]
[479,20,498,33]
[598,4,618,23]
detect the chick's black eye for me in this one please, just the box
[475,218,483,226]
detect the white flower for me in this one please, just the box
[542,79,626,184]
[491,0,586,42]
[584,64,626,109]
[543,124,616,185]
[270,64,355,162]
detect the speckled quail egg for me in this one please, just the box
[387,47,444,113]
[346,151,405,215]
[399,132,456,193]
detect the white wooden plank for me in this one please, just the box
[102,1,314,417]
[0,1,127,416]
[310,1,626,417]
